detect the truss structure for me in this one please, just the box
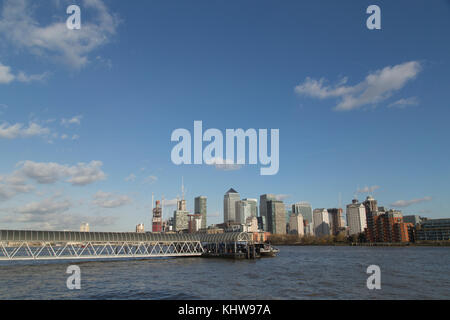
[0,241,204,261]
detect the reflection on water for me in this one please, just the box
[0,246,449,299]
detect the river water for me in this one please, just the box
[0,246,449,299]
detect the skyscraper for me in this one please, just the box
[243,198,258,218]
[260,194,276,231]
[292,202,314,235]
[327,208,345,235]
[313,208,331,237]
[346,199,367,236]
[292,202,314,226]
[266,200,286,234]
[363,196,379,242]
[224,188,240,223]
[235,200,253,224]
[152,200,162,232]
[289,213,304,236]
[173,198,189,232]
[195,196,207,229]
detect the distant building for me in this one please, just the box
[235,200,253,225]
[292,202,314,227]
[136,224,145,233]
[80,223,89,232]
[162,218,174,232]
[285,209,292,229]
[257,216,266,231]
[363,196,379,242]
[313,208,330,237]
[244,216,259,233]
[303,220,314,236]
[403,215,426,226]
[173,198,189,232]
[364,206,412,243]
[242,198,258,218]
[224,188,240,223]
[346,199,367,236]
[188,214,202,233]
[327,208,345,236]
[260,194,276,232]
[199,225,225,234]
[416,219,450,241]
[194,196,207,229]
[289,213,304,236]
[266,200,286,234]
[152,200,162,232]
[375,210,410,242]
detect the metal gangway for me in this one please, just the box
[0,230,254,261]
[0,230,205,261]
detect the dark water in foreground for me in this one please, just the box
[0,246,449,299]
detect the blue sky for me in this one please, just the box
[0,0,449,231]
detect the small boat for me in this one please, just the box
[259,244,279,257]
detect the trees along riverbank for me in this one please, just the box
[267,233,450,246]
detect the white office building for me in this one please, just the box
[289,213,305,236]
[235,200,253,224]
[224,188,240,223]
[313,208,331,237]
[346,199,367,235]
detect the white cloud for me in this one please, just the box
[71,134,80,140]
[0,0,120,69]
[388,97,419,109]
[0,122,50,139]
[390,196,432,208]
[0,62,14,83]
[92,190,131,208]
[61,115,82,126]
[0,62,48,84]
[357,185,380,194]
[1,211,117,230]
[295,61,422,111]
[0,172,35,201]
[19,160,106,185]
[143,175,158,184]
[275,194,291,201]
[15,197,72,214]
[124,173,136,182]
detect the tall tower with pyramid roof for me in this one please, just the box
[223,188,240,223]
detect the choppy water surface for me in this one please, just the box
[0,246,449,299]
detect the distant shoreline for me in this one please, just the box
[270,241,450,247]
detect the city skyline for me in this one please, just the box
[0,0,449,232]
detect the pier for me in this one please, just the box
[0,230,265,261]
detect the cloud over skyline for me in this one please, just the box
[19,160,106,186]
[390,196,432,208]
[92,190,132,208]
[295,61,422,111]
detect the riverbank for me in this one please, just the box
[268,234,450,247]
[271,242,450,247]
